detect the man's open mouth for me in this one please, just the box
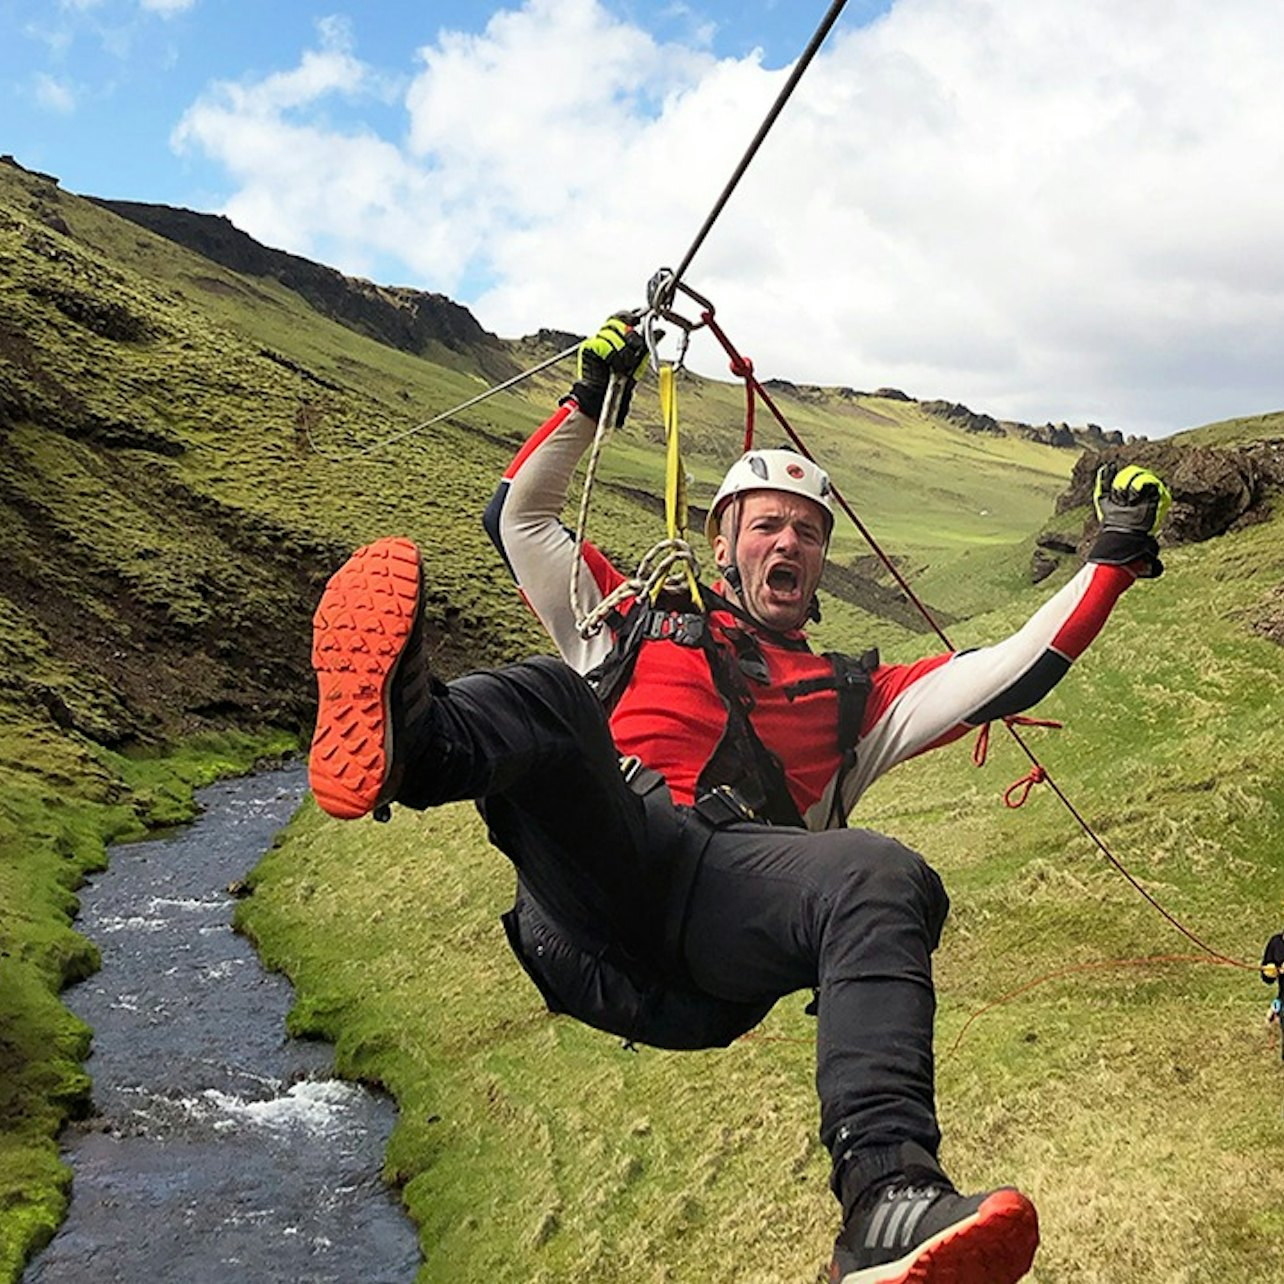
[767,565,800,593]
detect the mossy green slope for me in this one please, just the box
[0,153,1074,1275]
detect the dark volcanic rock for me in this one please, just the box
[1032,437,1284,590]
[1030,547,1062,584]
[1061,439,1284,545]
[920,400,1005,436]
[91,200,514,375]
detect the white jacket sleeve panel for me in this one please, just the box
[483,400,620,675]
[841,560,1135,805]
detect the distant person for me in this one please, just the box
[307,316,1171,1284]
[1261,924,1284,1059]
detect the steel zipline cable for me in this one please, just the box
[666,0,850,296]
[305,341,580,464]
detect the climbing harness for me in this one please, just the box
[584,580,876,830]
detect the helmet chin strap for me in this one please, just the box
[719,493,745,594]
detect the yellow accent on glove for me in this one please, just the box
[577,315,647,382]
[1264,963,1280,979]
[1093,463,1173,534]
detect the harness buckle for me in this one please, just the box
[641,609,705,647]
[619,755,665,798]
[693,784,760,828]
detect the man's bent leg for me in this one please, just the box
[415,657,674,949]
[309,539,665,945]
[679,824,946,1164]
[679,823,1037,1283]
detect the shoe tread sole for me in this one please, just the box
[308,537,421,819]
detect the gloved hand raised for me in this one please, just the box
[568,313,647,424]
[1087,462,1172,578]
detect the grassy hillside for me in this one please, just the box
[1,147,1280,1282]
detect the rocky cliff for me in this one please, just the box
[1031,436,1284,592]
[91,199,517,380]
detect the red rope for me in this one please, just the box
[972,715,1063,768]
[1003,765,1046,808]
[1005,723,1249,969]
[701,313,954,649]
[702,310,756,450]
[945,954,1244,1057]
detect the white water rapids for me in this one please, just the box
[24,767,420,1284]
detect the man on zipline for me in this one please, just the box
[308,316,1170,1284]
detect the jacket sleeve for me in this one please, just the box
[482,398,625,674]
[841,560,1138,803]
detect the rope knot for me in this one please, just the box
[729,354,754,378]
[972,715,1063,767]
[1004,764,1047,809]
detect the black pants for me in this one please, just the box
[397,655,949,1184]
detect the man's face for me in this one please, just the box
[713,490,828,631]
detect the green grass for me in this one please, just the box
[1174,409,1284,448]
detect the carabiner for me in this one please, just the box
[642,268,714,373]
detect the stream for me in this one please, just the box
[24,766,421,1283]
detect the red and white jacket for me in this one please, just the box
[484,400,1136,830]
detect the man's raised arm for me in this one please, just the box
[482,317,646,673]
[841,465,1172,805]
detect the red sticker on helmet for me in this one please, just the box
[786,463,805,479]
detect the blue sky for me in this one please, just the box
[3,1,891,206]
[5,0,1284,438]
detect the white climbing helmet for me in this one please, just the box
[705,448,835,544]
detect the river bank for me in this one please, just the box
[23,767,419,1283]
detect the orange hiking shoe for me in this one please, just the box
[308,536,429,819]
[828,1178,1038,1284]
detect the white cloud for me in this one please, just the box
[33,72,77,114]
[171,16,430,269]
[174,0,1284,436]
[139,0,195,13]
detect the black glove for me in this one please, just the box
[1087,463,1172,578]
[566,313,646,424]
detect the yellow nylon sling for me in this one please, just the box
[656,364,703,609]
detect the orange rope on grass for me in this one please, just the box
[944,953,1245,1057]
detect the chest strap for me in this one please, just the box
[587,597,877,829]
